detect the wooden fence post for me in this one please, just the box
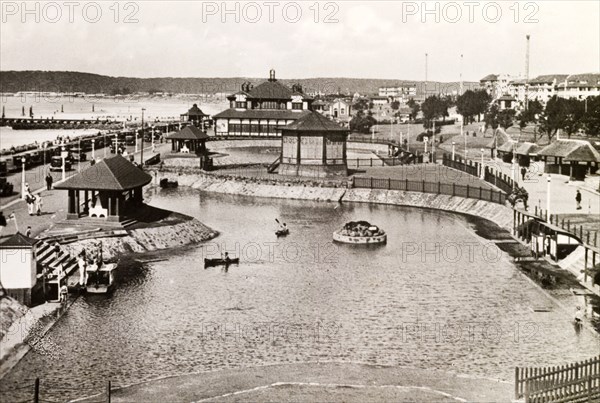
[107,380,111,403]
[34,378,39,403]
[405,179,408,191]
[388,178,391,190]
[422,180,425,193]
[515,367,519,399]
[479,186,482,199]
[452,183,455,196]
[466,184,470,198]
[370,177,373,189]
[438,181,441,194]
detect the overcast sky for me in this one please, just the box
[1,1,598,81]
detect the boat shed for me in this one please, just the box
[55,155,152,222]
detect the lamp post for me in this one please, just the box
[480,148,485,179]
[114,132,118,154]
[511,141,517,189]
[103,132,107,158]
[140,108,145,166]
[21,157,26,199]
[452,142,456,160]
[546,175,551,222]
[151,125,155,153]
[135,130,139,153]
[78,138,81,172]
[61,146,66,181]
[424,136,429,163]
[43,143,47,166]
[91,139,95,160]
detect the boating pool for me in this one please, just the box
[2,188,598,402]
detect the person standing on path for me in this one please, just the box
[576,190,582,210]
[25,226,32,237]
[26,192,35,215]
[521,167,526,181]
[45,173,53,190]
[35,194,43,215]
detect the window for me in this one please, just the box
[341,108,345,115]
[235,102,247,109]
[292,102,303,110]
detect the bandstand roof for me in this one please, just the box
[55,155,152,191]
[181,104,208,117]
[166,126,210,141]
[283,111,348,132]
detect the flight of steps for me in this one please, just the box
[35,240,78,277]
[559,246,599,296]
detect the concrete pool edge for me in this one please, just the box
[71,361,515,403]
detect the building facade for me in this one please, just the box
[557,73,600,100]
[328,99,352,121]
[213,70,314,137]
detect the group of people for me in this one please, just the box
[23,183,43,216]
[77,244,105,287]
[340,221,384,238]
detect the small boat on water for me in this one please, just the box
[204,257,239,268]
[275,228,290,237]
[159,178,178,188]
[85,263,118,294]
[333,221,387,245]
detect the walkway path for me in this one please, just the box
[74,362,514,403]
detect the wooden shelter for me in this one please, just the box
[55,155,152,222]
[166,126,209,154]
[278,111,348,178]
[537,139,600,180]
[180,104,209,127]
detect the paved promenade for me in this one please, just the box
[0,143,166,239]
[74,362,514,403]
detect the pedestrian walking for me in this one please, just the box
[576,190,582,210]
[45,173,53,190]
[26,192,35,215]
[35,194,43,215]
[24,183,31,196]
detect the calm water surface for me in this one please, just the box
[2,189,598,401]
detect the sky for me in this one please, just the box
[0,0,598,82]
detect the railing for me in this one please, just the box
[352,176,507,204]
[526,206,599,248]
[347,157,412,168]
[515,356,600,401]
[267,156,281,173]
[442,153,515,194]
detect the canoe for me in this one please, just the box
[204,257,239,267]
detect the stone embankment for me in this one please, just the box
[154,171,513,229]
[63,219,218,261]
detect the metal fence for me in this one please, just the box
[442,153,514,194]
[353,176,507,204]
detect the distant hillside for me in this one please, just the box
[0,71,479,96]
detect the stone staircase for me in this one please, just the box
[35,240,78,276]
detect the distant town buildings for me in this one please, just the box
[378,85,417,102]
[328,99,352,122]
[481,72,600,110]
[212,69,314,137]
